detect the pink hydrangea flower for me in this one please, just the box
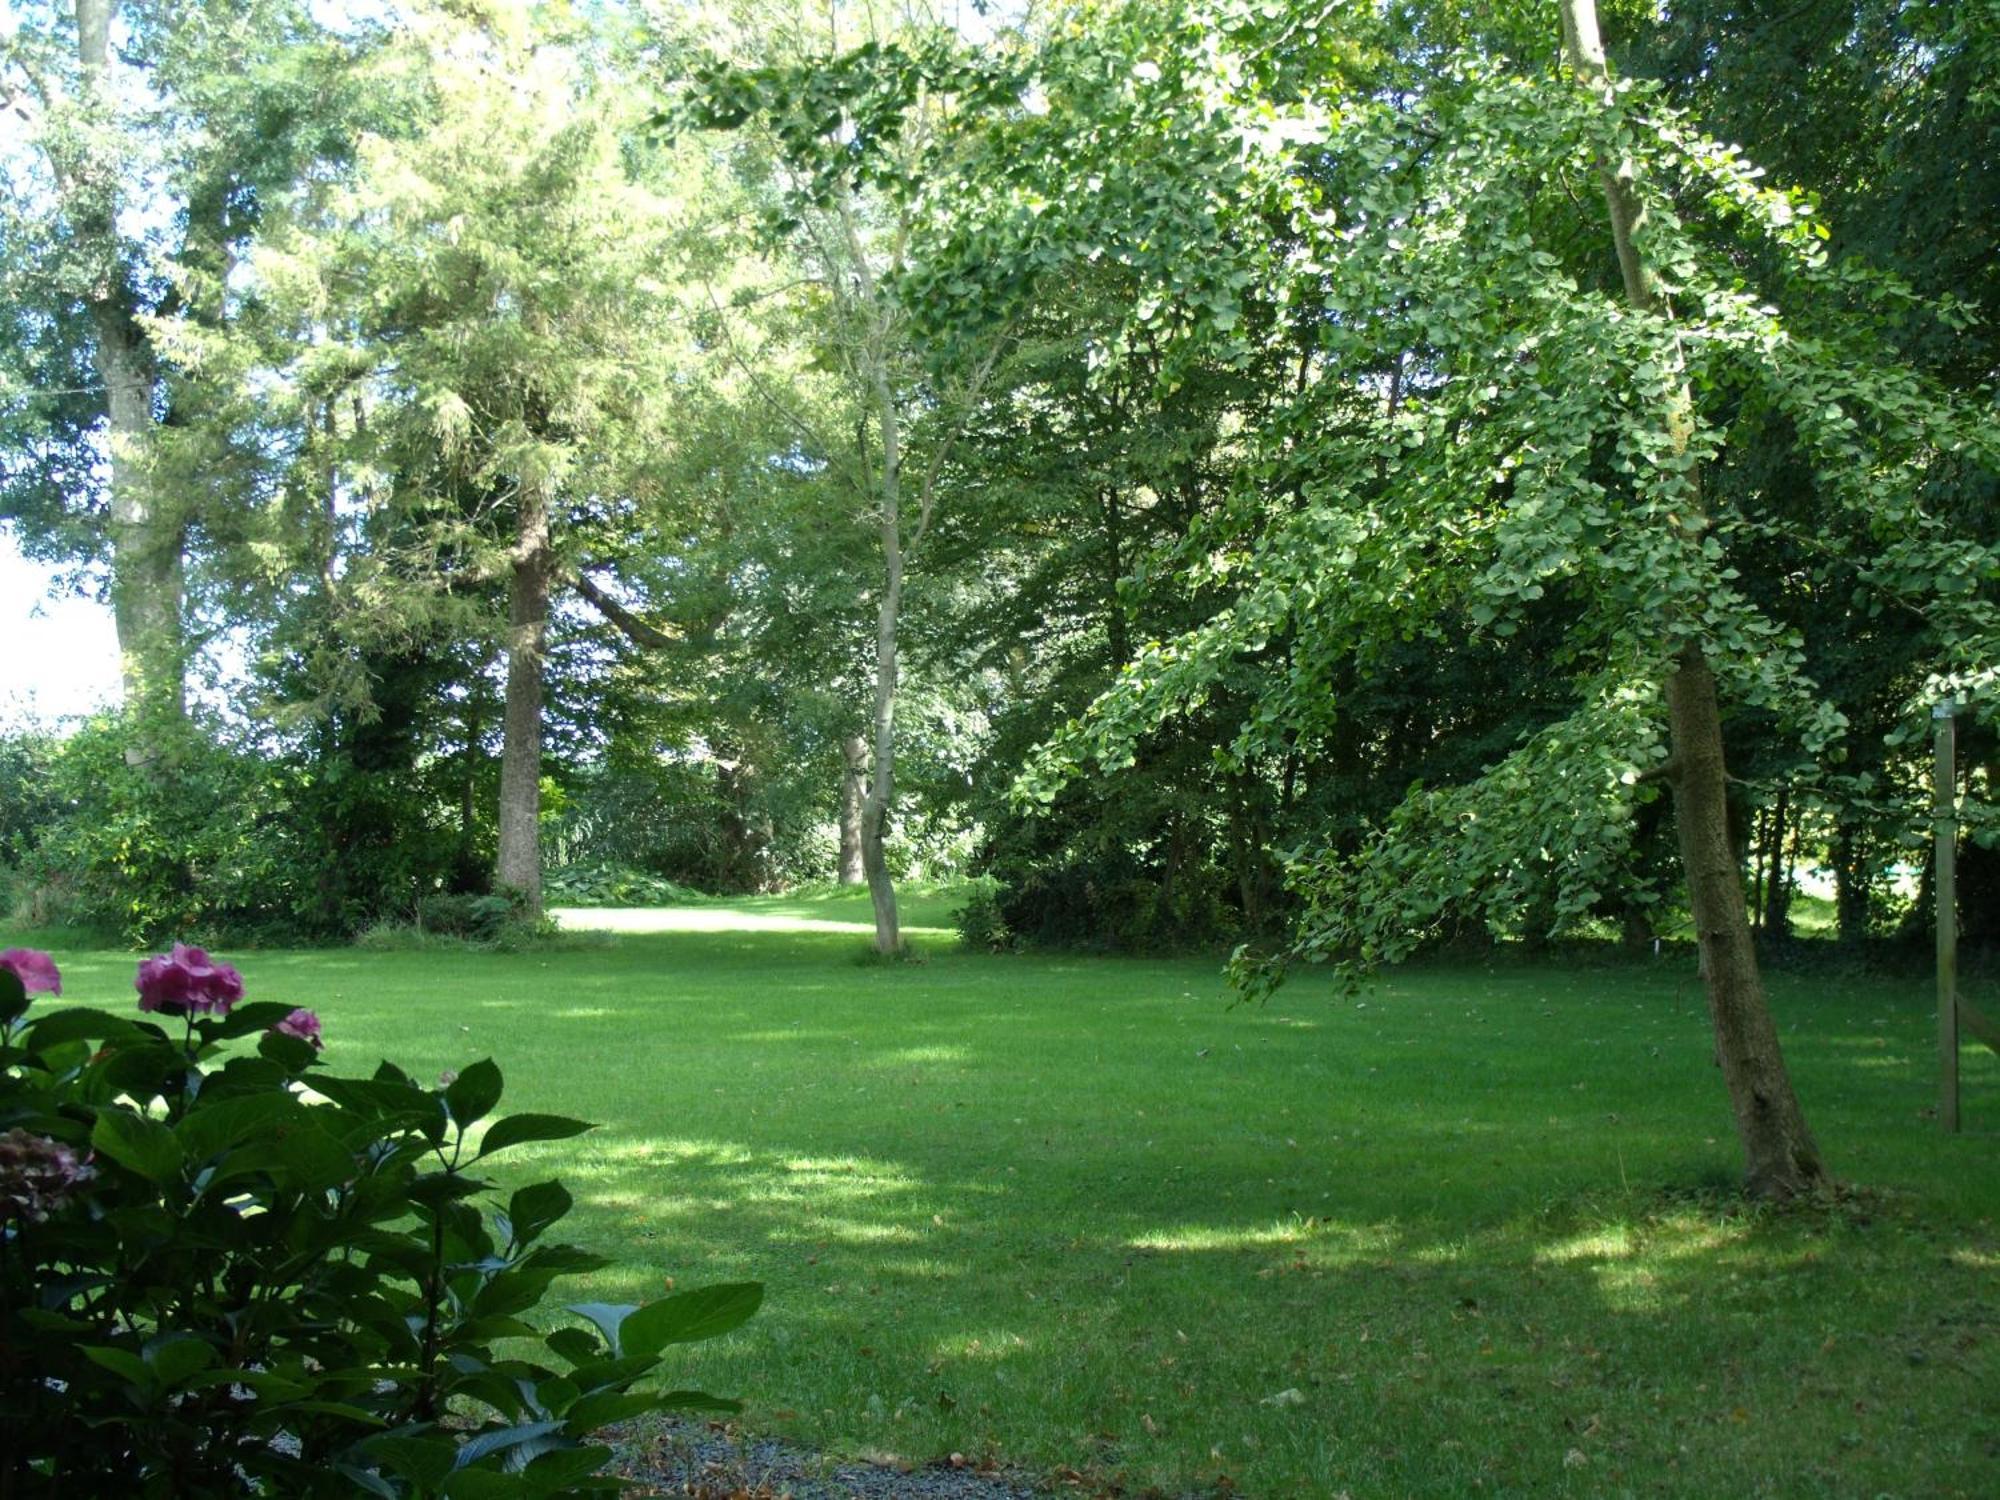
[271,1007,323,1050]
[135,944,245,1016]
[0,948,61,997]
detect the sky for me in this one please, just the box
[0,533,121,724]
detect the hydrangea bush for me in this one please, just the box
[0,946,758,1497]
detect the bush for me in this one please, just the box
[951,879,1011,952]
[543,863,702,909]
[21,715,289,945]
[416,890,522,942]
[0,945,758,1497]
[8,709,484,946]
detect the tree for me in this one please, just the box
[1556,0,1817,1192]
[1010,0,1998,1195]
[1,0,359,734]
[682,8,1022,949]
[234,1,714,914]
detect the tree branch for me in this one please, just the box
[572,570,680,650]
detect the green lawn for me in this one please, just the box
[20,891,2000,1497]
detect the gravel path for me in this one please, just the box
[610,1422,1055,1500]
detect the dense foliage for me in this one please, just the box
[0,946,759,1496]
[5,0,1990,953]
[1,0,1995,1186]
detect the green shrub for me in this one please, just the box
[416,890,522,942]
[543,863,701,908]
[6,709,484,946]
[22,715,288,945]
[951,879,1012,952]
[0,945,758,1497]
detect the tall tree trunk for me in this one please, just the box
[1666,653,1823,1195]
[72,0,184,732]
[1099,487,1129,668]
[1832,817,1872,947]
[1763,786,1793,939]
[860,391,904,952]
[838,734,868,885]
[1562,0,1824,1197]
[496,480,552,914]
[835,193,908,954]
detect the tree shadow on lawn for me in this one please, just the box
[541,1120,1998,1498]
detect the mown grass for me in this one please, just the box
[19,888,1999,1497]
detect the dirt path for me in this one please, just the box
[611,1422,1053,1500]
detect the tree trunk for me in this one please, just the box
[1666,653,1823,1196]
[860,429,904,951]
[838,734,868,885]
[1562,0,1825,1196]
[1763,786,1793,939]
[1757,786,1793,939]
[1099,487,1130,668]
[1832,818,1872,948]
[496,480,552,914]
[73,0,184,732]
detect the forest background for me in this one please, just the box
[1,0,1994,998]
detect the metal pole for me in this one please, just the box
[1936,698,1958,1134]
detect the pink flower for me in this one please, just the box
[0,948,61,997]
[271,1007,323,1050]
[135,944,245,1016]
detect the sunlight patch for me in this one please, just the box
[550,905,950,936]
[934,1328,1031,1362]
[1535,1226,1636,1264]
[1127,1216,1390,1256]
[875,1045,970,1066]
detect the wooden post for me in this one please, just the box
[1936,697,1958,1134]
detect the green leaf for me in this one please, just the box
[204,1001,298,1042]
[561,1389,668,1434]
[451,1419,565,1470]
[521,1446,612,1489]
[182,1366,309,1400]
[543,1326,599,1366]
[25,1006,153,1050]
[565,1303,636,1357]
[618,1283,763,1357]
[92,1108,183,1185]
[475,1113,594,1159]
[81,1345,152,1388]
[521,1244,612,1277]
[144,1333,216,1387]
[446,1059,504,1129]
[0,966,26,1025]
[332,1466,400,1500]
[440,1472,530,1500]
[506,1181,572,1247]
[367,1435,457,1487]
[177,1092,304,1162]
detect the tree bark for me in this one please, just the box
[72,0,185,731]
[1666,653,1823,1196]
[1099,487,1130,668]
[838,734,868,885]
[839,194,907,954]
[1763,785,1793,939]
[496,479,553,914]
[860,390,905,952]
[1832,818,1872,947]
[1561,0,1825,1196]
